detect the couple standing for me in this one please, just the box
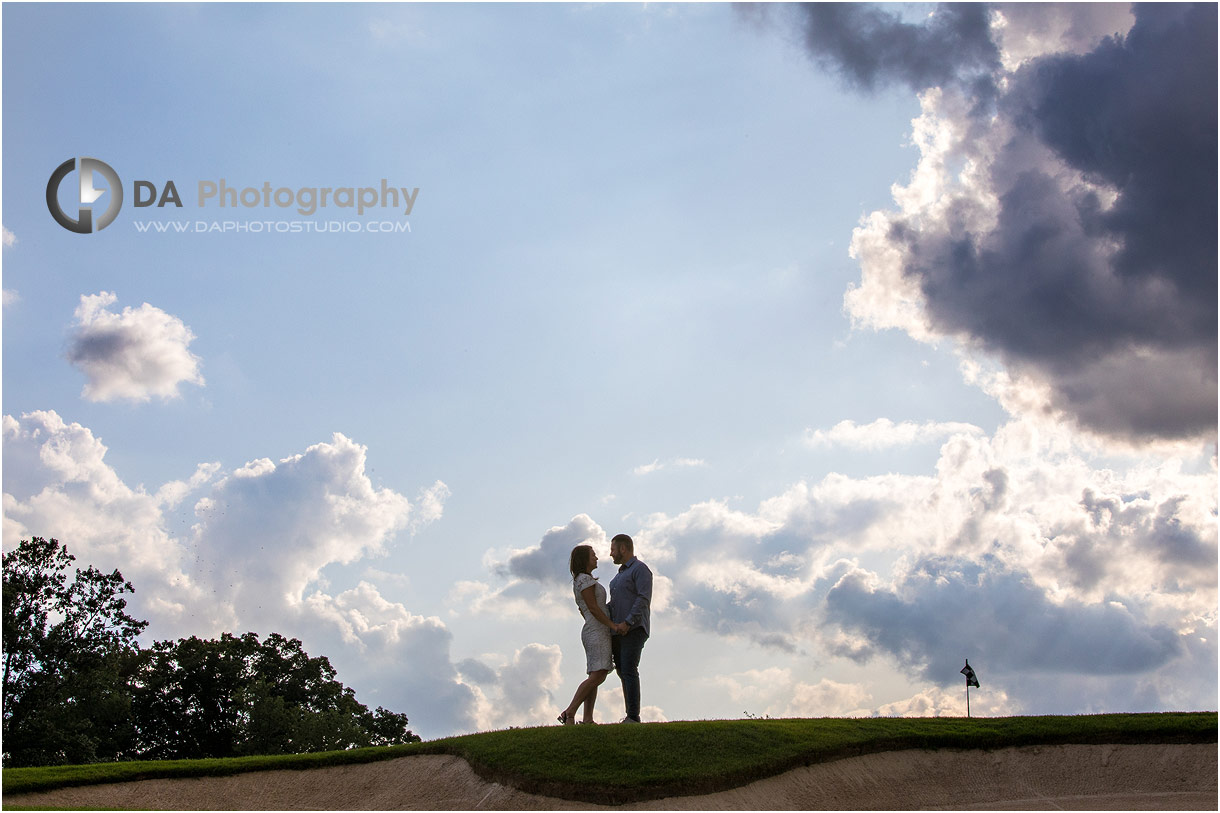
[559,533,652,725]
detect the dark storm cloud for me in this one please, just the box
[792,3,1001,93]
[825,556,1182,680]
[904,3,1216,441]
[815,2,1217,441]
[993,1,1213,353]
[1030,4,1216,305]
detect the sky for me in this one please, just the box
[2,2,1216,739]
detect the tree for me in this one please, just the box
[131,632,420,758]
[3,537,419,765]
[2,537,148,766]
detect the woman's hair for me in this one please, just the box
[569,544,595,578]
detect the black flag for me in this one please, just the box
[961,660,979,688]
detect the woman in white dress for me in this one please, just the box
[558,544,618,725]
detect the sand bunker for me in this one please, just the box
[6,743,1215,810]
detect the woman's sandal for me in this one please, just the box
[557,711,574,725]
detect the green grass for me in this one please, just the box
[4,712,1215,806]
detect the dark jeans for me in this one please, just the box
[611,627,648,721]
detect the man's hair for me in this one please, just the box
[569,544,594,578]
[611,533,634,553]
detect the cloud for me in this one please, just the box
[634,412,1214,713]
[448,515,610,626]
[67,292,205,403]
[185,432,429,619]
[450,512,676,655]
[1,415,429,627]
[2,411,475,738]
[2,410,202,621]
[840,3,1217,443]
[304,582,478,737]
[458,643,565,730]
[457,646,668,727]
[711,667,1009,720]
[410,480,451,531]
[715,668,873,718]
[791,3,1000,95]
[633,457,707,476]
[865,684,1011,718]
[495,513,607,586]
[991,3,1135,71]
[806,418,983,450]
[825,555,1182,679]
[2,225,15,247]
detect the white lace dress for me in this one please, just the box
[573,572,613,673]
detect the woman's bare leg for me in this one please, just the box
[564,670,608,721]
[563,677,594,720]
[581,684,598,723]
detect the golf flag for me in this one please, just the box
[961,660,979,688]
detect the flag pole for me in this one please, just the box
[960,659,978,719]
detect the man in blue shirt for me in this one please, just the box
[608,533,652,724]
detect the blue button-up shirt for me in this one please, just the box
[609,556,652,637]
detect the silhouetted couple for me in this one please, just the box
[558,534,652,725]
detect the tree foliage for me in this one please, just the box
[2,538,418,767]
[3,537,147,766]
[132,632,416,759]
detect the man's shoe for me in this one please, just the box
[619,716,641,724]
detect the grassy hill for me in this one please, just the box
[4,712,1216,805]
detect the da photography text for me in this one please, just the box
[46,157,419,234]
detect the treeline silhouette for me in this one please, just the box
[2,537,419,767]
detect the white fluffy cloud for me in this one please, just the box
[709,666,1005,720]
[457,643,566,730]
[805,418,983,450]
[639,414,1215,714]
[2,411,198,616]
[1,410,475,738]
[304,582,479,736]
[715,668,873,718]
[454,513,676,627]
[633,457,708,476]
[67,292,205,402]
[186,432,422,619]
[179,434,469,735]
[495,513,607,586]
[446,515,608,623]
[867,684,1010,718]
